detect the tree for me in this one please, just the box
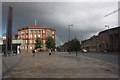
[73,38,81,51]
[71,38,80,56]
[35,37,42,49]
[46,36,55,50]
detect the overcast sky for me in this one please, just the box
[2,2,118,46]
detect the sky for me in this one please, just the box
[1,1,119,46]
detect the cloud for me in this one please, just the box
[2,2,118,46]
[2,0,120,2]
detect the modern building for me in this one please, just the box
[17,26,55,50]
[0,39,23,54]
[81,27,120,52]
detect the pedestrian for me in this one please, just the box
[49,49,51,55]
[32,49,36,57]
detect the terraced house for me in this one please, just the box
[17,26,55,50]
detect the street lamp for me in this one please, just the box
[69,24,73,41]
[68,24,73,54]
[105,24,109,29]
[105,24,109,52]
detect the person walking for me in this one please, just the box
[49,49,51,55]
[32,49,36,57]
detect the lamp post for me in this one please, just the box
[105,24,109,52]
[105,24,109,29]
[68,24,73,54]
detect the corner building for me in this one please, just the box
[17,26,55,50]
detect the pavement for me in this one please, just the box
[0,54,2,79]
[2,53,22,78]
[3,51,118,78]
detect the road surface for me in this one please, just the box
[78,52,118,64]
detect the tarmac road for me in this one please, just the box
[78,52,118,64]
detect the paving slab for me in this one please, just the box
[2,53,22,78]
[4,51,118,78]
[0,54,2,79]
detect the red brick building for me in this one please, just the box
[17,26,55,50]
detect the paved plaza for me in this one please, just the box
[4,51,118,78]
[0,54,2,79]
[2,53,22,78]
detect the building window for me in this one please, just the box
[30,30,33,32]
[52,36,54,39]
[22,35,23,38]
[34,35,36,38]
[26,40,27,43]
[38,30,40,32]
[21,31,24,34]
[31,34,32,38]
[28,35,30,38]
[35,30,37,33]
[26,35,28,38]
[18,36,19,39]
[43,35,45,38]
[26,40,28,43]
[43,31,45,33]
[38,35,40,37]
[52,31,54,34]
[43,40,45,43]
[30,40,32,43]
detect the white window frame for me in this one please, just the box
[26,40,27,43]
[26,35,28,38]
[52,31,54,34]
[31,34,32,38]
[52,36,54,39]
[30,40,32,43]
[38,35,40,37]
[34,40,36,43]
[43,31,45,33]
[34,35,36,38]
